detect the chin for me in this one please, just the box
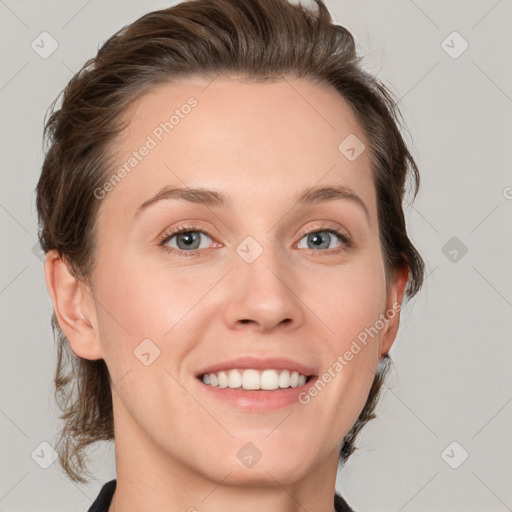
[215,459,314,487]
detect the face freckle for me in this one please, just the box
[90,76,400,488]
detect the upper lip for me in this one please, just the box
[194,356,317,378]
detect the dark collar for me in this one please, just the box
[87,480,356,512]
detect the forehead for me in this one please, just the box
[98,77,376,224]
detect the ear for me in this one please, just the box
[44,249,104,360]
[379,263,409,358]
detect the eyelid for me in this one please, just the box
[157,223,219,250]
[298,222,350,241]
[295,223,352,252]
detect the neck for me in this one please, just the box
[108,402,341,512]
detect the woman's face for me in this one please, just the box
[82,77,406,485]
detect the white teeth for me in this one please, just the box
[228,369,242,388]
[217,370,229,388]
[242,369,260,390]
[201,368,309,390]
[278,370,290,388]
[261,369,279,390]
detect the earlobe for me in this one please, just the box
[43,250,104,360]
[380,264,409,358]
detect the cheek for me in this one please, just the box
[299,261,387,440]
[312,254,387,344]
[92,255,211,376]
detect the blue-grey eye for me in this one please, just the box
[297,230,344,251]
[166,231,212,251]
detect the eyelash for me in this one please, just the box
[157,223,352,257]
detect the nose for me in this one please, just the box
[221,243,305,334]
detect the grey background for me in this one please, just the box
[1,0,511,511]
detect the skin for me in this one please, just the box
[44,77,408,512]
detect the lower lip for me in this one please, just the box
[196,376,318,411]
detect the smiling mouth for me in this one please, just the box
[197,368,314,390]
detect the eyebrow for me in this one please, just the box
[134,184,370,222]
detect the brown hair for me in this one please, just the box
[36,0,425,483]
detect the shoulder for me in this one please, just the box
[87,479,116,512]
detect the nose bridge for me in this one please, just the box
[222,230,304,331]
[239,234,287,293]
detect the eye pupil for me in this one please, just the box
[178,232,200,249]
[309,232,330,249]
